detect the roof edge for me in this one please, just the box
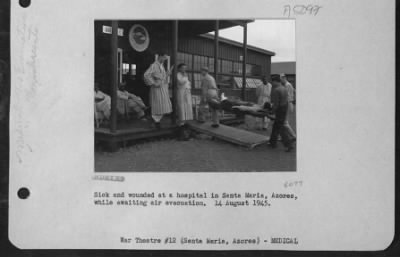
[200,34,275,56]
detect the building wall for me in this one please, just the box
[178,36,271,78]
[95,20,173,100]
[95,21,273,103]
[178,35,271,98]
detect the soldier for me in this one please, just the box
[269,75,295,152]
[198,67,220,128]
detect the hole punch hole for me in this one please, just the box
[18,188,30,199]
[19,0,31,8]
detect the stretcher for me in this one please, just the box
[213,99,276,120]
[187,121,269,149]
[186,99,272,149]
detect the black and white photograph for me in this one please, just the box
[5,0,396,252]
[94,19,297,172]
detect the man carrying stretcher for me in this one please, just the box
[198,67,221,128]
[195,74,294,152]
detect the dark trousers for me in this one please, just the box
[198,99,221,125]
[269,104,293,147]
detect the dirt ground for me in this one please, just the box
[95,108,297,172]
[95,135,296,172]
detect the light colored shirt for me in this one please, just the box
[283,81,295,102]
[94,90,108,101]
[256,82,272,104]
[117,90,141,102]
[200,74,218,101]
[177,72,191,89]
[143,61,167,87]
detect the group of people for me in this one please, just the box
[94,82,148,125]
[144,53,220,139]
[94,52,296,151]
[252,74,296,151]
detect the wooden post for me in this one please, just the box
[171,20,178,125]
[214,20,219,83]
[241,23,247,100]
[110,20,118,133]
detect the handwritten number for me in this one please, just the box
[284,5,322,17]
[283,5,291,18]
[305,5,314,15]
[313,6,322,16]
[293,5,305,15]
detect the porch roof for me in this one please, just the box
[200,34,276,56]
[116,20,253,37]
[178,20,254,36]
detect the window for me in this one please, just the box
[201,56,208,68]
[244,64,262,76]
[185,53,193,70]
[102,25,124,37]
[252,65,262,76]
[217,75,232,88]
[231,62,261,76]
[209,57,214,73]
[221,60,233,74]
[246,64,252,75]
[117,28,124,37]
[232,62,241,74]
[122,63,130,74]
[177,52,193,70]
[102,25,112,34]
[193,55,210,71]
[247,78,257,88]
[177,52,184,64]
[233,77,263,89]
[130,64,136,75]
[193,73,202,89]
[193,55,201,71]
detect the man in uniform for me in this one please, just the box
[198,67,220,128]
[280,73,296,140]
[269,75,295,152]
[256,76,272,130]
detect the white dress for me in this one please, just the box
[143,61,173,115]
[176,72,193,122]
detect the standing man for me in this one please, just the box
[256,76,272,130]
[144,52,173,129]
[198,67,220,128]
[269,75,294,152]
[280,73,296,140]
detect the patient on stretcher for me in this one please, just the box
[215,95,274,119]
